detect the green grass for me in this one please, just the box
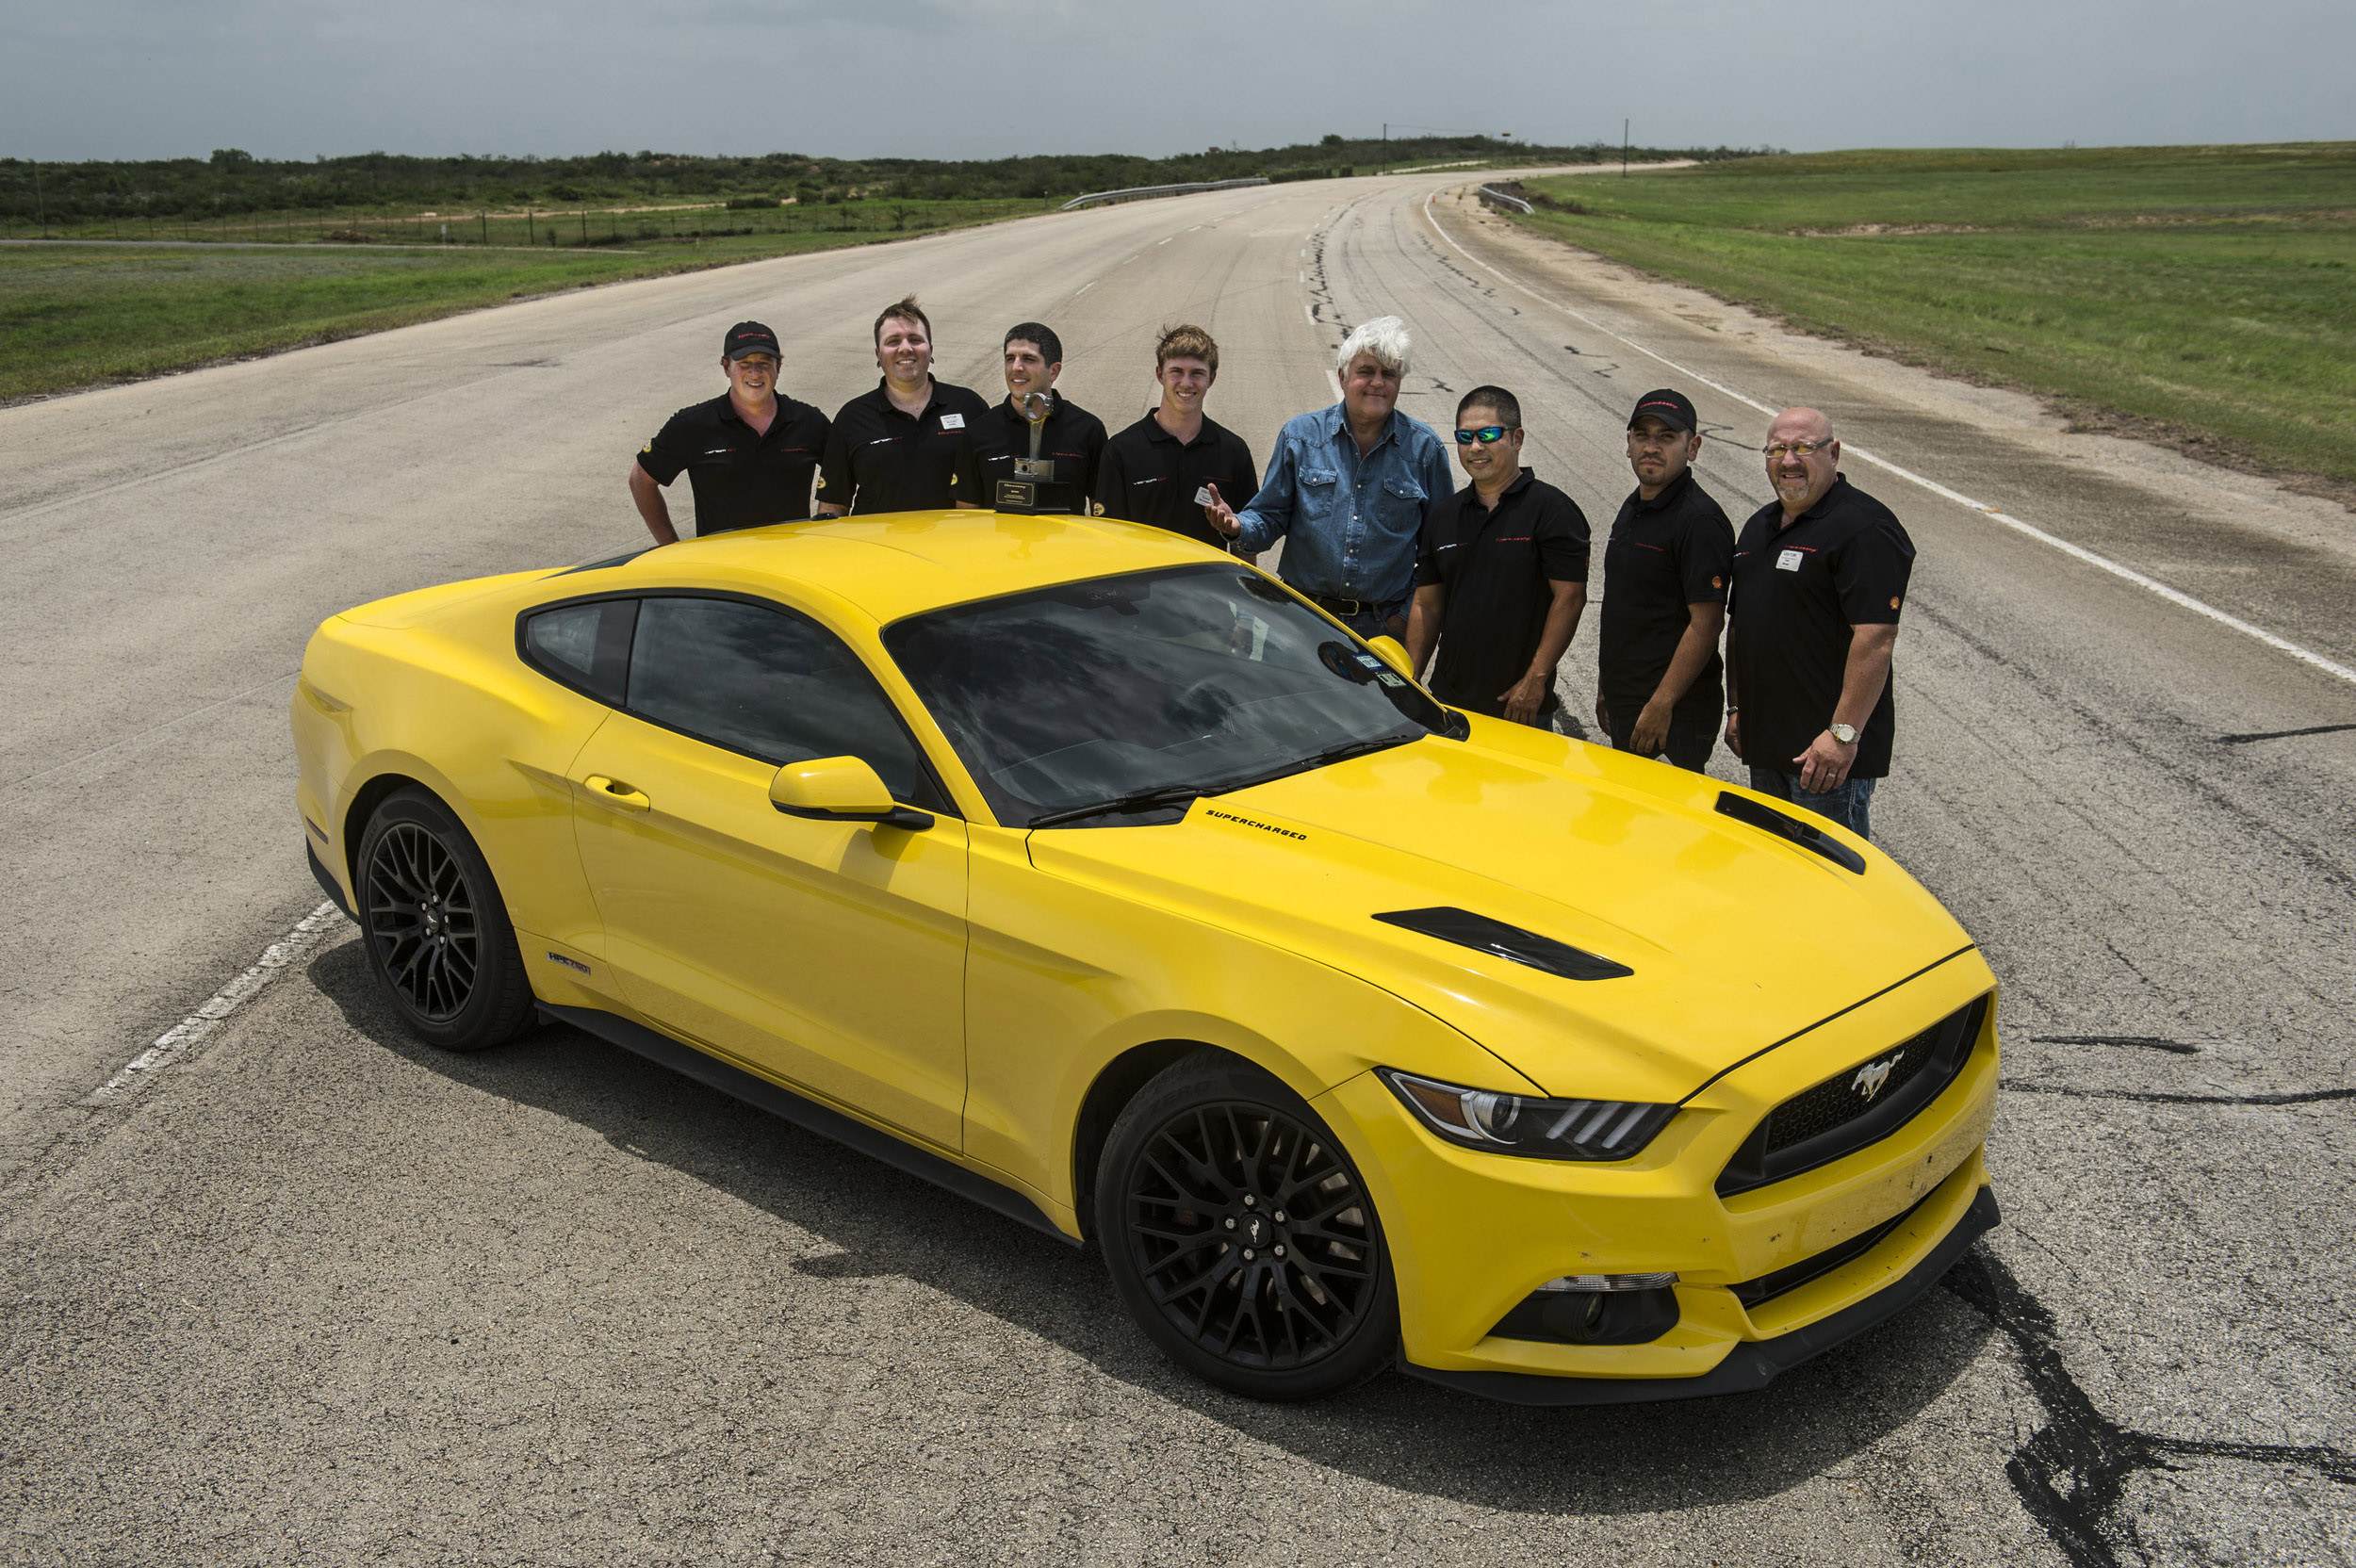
[1515,145,2356,488]
[0,199,1044,402]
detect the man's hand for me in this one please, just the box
[1200,482,1244,539]
[1499,671,1550,727]
[1724,709,1743,760]
[1629,699,1673,758]
[1792,729,1857,793]
[1594,693,1611,737]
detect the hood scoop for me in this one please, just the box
[1714,792,1866,874]
[1373,906,1633,982]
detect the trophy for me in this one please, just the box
[995,390,1056,513]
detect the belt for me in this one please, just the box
[1309,591,1394,617]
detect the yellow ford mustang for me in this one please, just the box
[292,512,1999,1404]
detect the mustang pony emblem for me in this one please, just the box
[1853,1051,1904,1102]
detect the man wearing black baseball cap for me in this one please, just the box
[628,320,830,543]
[1595,388,1736,769]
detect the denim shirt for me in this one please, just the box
[1235,404,1456,606]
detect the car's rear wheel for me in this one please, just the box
[1096,1052,1399,1399]
[354,786,536,1052]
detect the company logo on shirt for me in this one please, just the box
[1890,596,1903,610]
[1711,575,1725,590]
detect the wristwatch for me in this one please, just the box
[1828,723,1859,745]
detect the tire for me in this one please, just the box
[1095,1051,1399,1399]
[353,785,537,1053]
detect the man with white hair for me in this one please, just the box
[1203,316,1454,640]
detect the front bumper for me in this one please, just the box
[1402,1178,1997,1405]
[1320,951,2001,1396]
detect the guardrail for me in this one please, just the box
[1059,177,1269,212]
[1477,183,1533,214]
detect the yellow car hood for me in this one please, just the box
[1025,732,1975,1103]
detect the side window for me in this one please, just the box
[521,597,635,706]
[627,596,941,808]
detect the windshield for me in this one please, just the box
[885,565,1455,827]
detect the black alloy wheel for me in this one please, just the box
[368,820,479,1021]
[1098,1052,1398,1399]
[354,786,536,1052]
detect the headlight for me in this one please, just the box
[1379,1069,1676,1161]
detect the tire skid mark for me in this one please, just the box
[2004,1079,2356,1106]
[2031,1035,2203,1055]
[1944,1250,2356,1567]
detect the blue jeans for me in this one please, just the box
[1748,768,1877,841]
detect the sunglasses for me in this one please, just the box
[1453,426,1514,445]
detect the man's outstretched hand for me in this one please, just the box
[1200,482,1244,539]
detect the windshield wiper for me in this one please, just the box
[1027,782,1224,829]
[1026,733,1422,829]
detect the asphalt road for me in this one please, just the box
[4,170,2352,1567]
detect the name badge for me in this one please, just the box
[938,413,965,431]
[1194,486,1216,507]
[1776,548,1804,572]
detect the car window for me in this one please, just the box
[520,597,635,707]
[626,596,941,808]
[885,565,1453,827]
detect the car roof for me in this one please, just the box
[582,511,1228,626]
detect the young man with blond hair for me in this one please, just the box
[1093,323,1259,548]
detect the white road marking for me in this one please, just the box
[83,902,347,1104]
[1157,237,1173,245]
[1424,193,2356,689]
[1073,281,1094,297]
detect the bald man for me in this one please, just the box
[1724,408,1915,840]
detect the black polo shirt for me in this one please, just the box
[1599,470,1736,721]
[815,379,990,514]
[1094,412,1260,548]
[1412,468,1591,718]
[635,393,828,533]
[1728,475,1915,778]
[968,391,1108,514]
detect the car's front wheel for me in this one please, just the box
[354,785,536,1052]
[1096,1051,1399,1399]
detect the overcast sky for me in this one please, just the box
[3,0,2348,163]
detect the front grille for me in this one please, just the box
[1765,1036,1941,1155]
[1732,1189,1934,1309]
[1717,994,1989,1198]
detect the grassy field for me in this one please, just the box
[0,199,1043,402]
[1514,144,2356,492]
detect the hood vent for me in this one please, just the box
[1714,792,1867,874]
[1373,906,1632,982]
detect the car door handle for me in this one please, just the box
[581,775,652,812]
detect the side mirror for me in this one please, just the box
[770,756,934,831]
[1365,635,1415,680]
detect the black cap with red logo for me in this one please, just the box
[1627,388,1697,432]
[724,321,781,361]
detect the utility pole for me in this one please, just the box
[1623,119,1630,177]
[33,161,47,238]
[1382,123,1387,176]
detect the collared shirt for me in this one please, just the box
[635,393,829,533]
[1728,474,1915,778]
[1094,411,1260,548]
[1235,403,1456,605]
[1599,469,1737,720]
[967,391,1108,514]
[815,378,990,514]
[1412,468,1591,717]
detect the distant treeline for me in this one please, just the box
[0,137,1775,220]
